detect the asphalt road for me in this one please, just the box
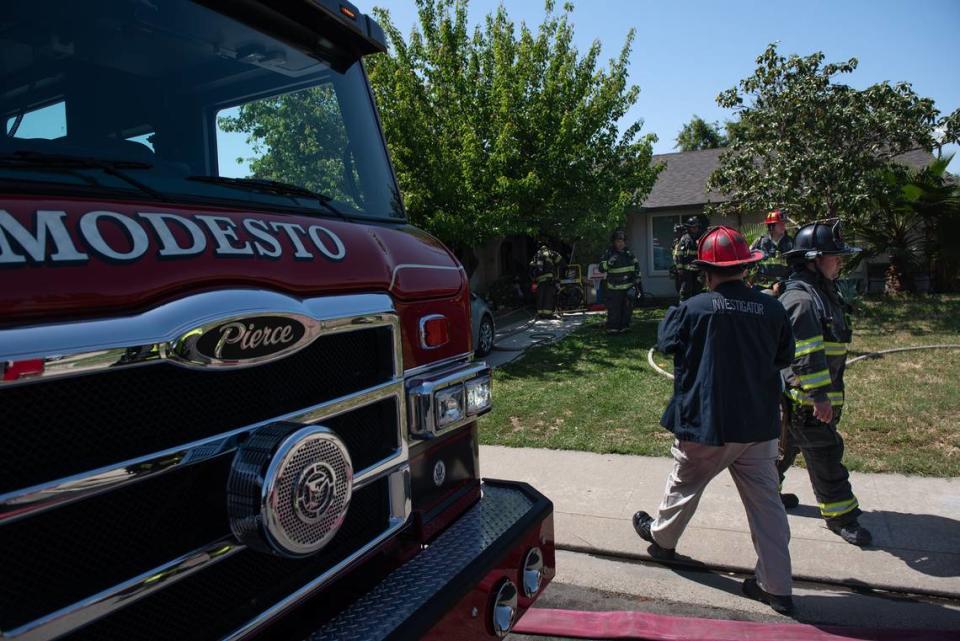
[508,549,960,640]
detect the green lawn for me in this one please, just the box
[479,295,960,476]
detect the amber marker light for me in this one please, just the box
[419,315,450,349]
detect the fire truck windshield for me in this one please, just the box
[0,0,404,221]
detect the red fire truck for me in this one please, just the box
[0,1,554,639]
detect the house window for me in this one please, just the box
[650,214,684,273]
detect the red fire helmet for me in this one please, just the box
[693,226,764,268]
[765,209,785,225]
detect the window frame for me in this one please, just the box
[647,212,685,275]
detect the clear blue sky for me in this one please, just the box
[375,0,960,171]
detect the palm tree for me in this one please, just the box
[857,156,960,294]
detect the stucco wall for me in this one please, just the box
[627,208,768,298]
[628,208,870,298]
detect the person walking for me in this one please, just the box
[672,216,705,301]
[529,240,562,319]
[751,209,795,293]
[599,229,641,333]
[633,226,797,614]
[777,220,872,547]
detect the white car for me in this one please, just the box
[470,292,496,357]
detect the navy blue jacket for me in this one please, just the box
[657,280,795,445]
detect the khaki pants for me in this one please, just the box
[651,438,793,596]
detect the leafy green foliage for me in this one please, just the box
[674,115,727,151]
[723,118,746,144]
[707,43,960,228]
[738,221,767,248]
[836,278,863,310]
[218,86,361,206]
[365,0,660,248]
[858,155,960,292]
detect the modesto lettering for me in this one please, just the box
[0,209,347,264]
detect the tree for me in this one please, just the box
[723,118,745,144]
[858,156,960,293]
[364,0,660,251]
[218,86,358,205]
[707,43,960,229]
[674,115,727,151]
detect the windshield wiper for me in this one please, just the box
[187,175,347,218]
[0,151,168,202]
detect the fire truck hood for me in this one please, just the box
[0,197,465,324]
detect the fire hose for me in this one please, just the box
[514,608,959,641]
[647,344,960,381]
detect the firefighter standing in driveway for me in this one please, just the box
[600,229,641,333]
[530,240,562,318]
[777,220,872,546]
[673,216,705,301]
[751,209,794,293]
[633,226,796,615]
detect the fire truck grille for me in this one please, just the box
[0,398,399,632]
[0,325,395,494]
[61,478,390,641]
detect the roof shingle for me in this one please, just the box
[640,147,936,210]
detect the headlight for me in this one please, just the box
[434,384,465,428]
[465,376,492,415]
[408,363,493,439]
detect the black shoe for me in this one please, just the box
[780,493,799,509]
[632,511,676,560]
[742,577,795,615]
[829,522,873,546]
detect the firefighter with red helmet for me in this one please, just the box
[634,226,796,614]
[751,209,794,292]
[600,228,641,333]
[777,220,872,546]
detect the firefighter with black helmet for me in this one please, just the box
[672,215,705,301]
[600,229,641,333]
[777,220,872,546]
[529,239,562,319]
[751,209,794,293]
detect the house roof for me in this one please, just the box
[641,148,727,210]
[639,147,937,211]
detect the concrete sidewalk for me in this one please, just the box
[485,311,601,369]
[481,445,960,598]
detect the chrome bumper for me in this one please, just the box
[306,480,554,641]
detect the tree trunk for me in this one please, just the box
[884,258,915,295]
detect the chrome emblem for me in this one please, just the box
[171,314,313,367]
[213,320,298,359]
[295,462,337,523]
[432,460,446,487]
